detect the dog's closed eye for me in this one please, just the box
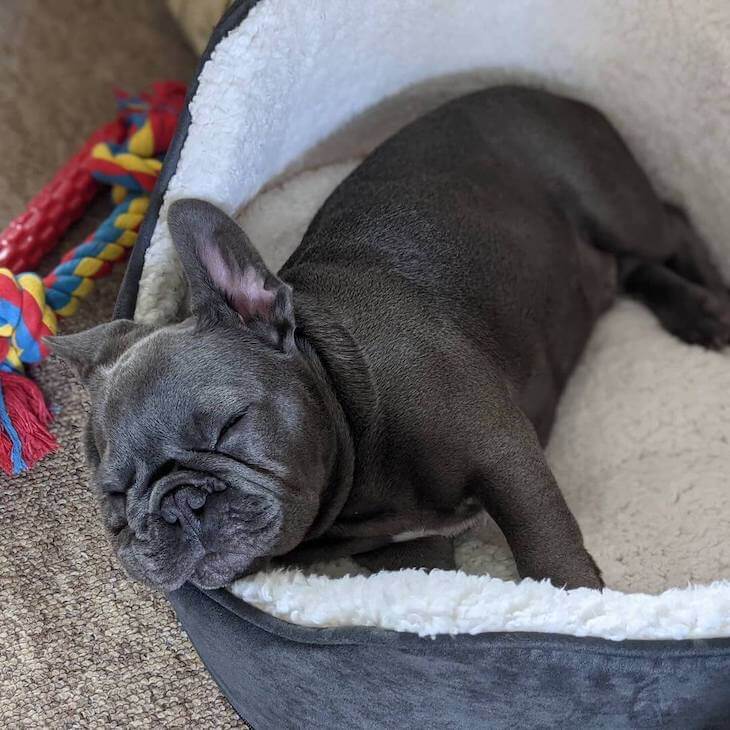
[215,410,249,450]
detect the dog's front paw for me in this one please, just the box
[550,553,606,590]
[518,551,604,591]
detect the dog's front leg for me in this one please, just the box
[471,414,603,590]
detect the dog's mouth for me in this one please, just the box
[105,465,286,591]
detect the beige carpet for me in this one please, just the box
[0,2,242,727]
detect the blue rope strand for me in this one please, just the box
[0,376,27,475]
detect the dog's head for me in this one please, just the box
[50,199,339,591]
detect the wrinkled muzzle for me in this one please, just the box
[114,468,283,591]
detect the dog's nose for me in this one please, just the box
[148,470,227,525]
[159,484,208,525]
[149,473,208,523]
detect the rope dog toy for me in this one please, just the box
[0,81,186,475]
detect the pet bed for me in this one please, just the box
[113,1,730,727]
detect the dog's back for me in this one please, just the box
[282,87,649,440]
[279,86,728,586]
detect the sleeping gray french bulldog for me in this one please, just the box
[50,86,730,592]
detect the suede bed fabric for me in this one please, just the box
[0,2,242,727]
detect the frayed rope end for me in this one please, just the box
[0,371,58,476]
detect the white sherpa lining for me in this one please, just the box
[134,0,730,640]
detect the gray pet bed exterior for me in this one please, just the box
[114,1,730,727]
[167,585,730,729]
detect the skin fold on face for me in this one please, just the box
[49,199,338,591]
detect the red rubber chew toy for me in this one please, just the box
[0,120,125,273]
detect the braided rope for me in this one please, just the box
[0,82,185,375]
[42,194,150,320]
[0,269,57,372]
[0,81,185,475]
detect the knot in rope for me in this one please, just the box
[0,269,57,373]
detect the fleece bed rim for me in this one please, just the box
[113,0,259,320]
[195,587,730,654]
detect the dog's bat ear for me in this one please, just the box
[46,320,150,383]
[167,198,295,349]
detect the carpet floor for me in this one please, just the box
[0,1,243,727]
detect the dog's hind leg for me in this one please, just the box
[661,203,728,296]
[620,259,730,348]
[618,204,730,348]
